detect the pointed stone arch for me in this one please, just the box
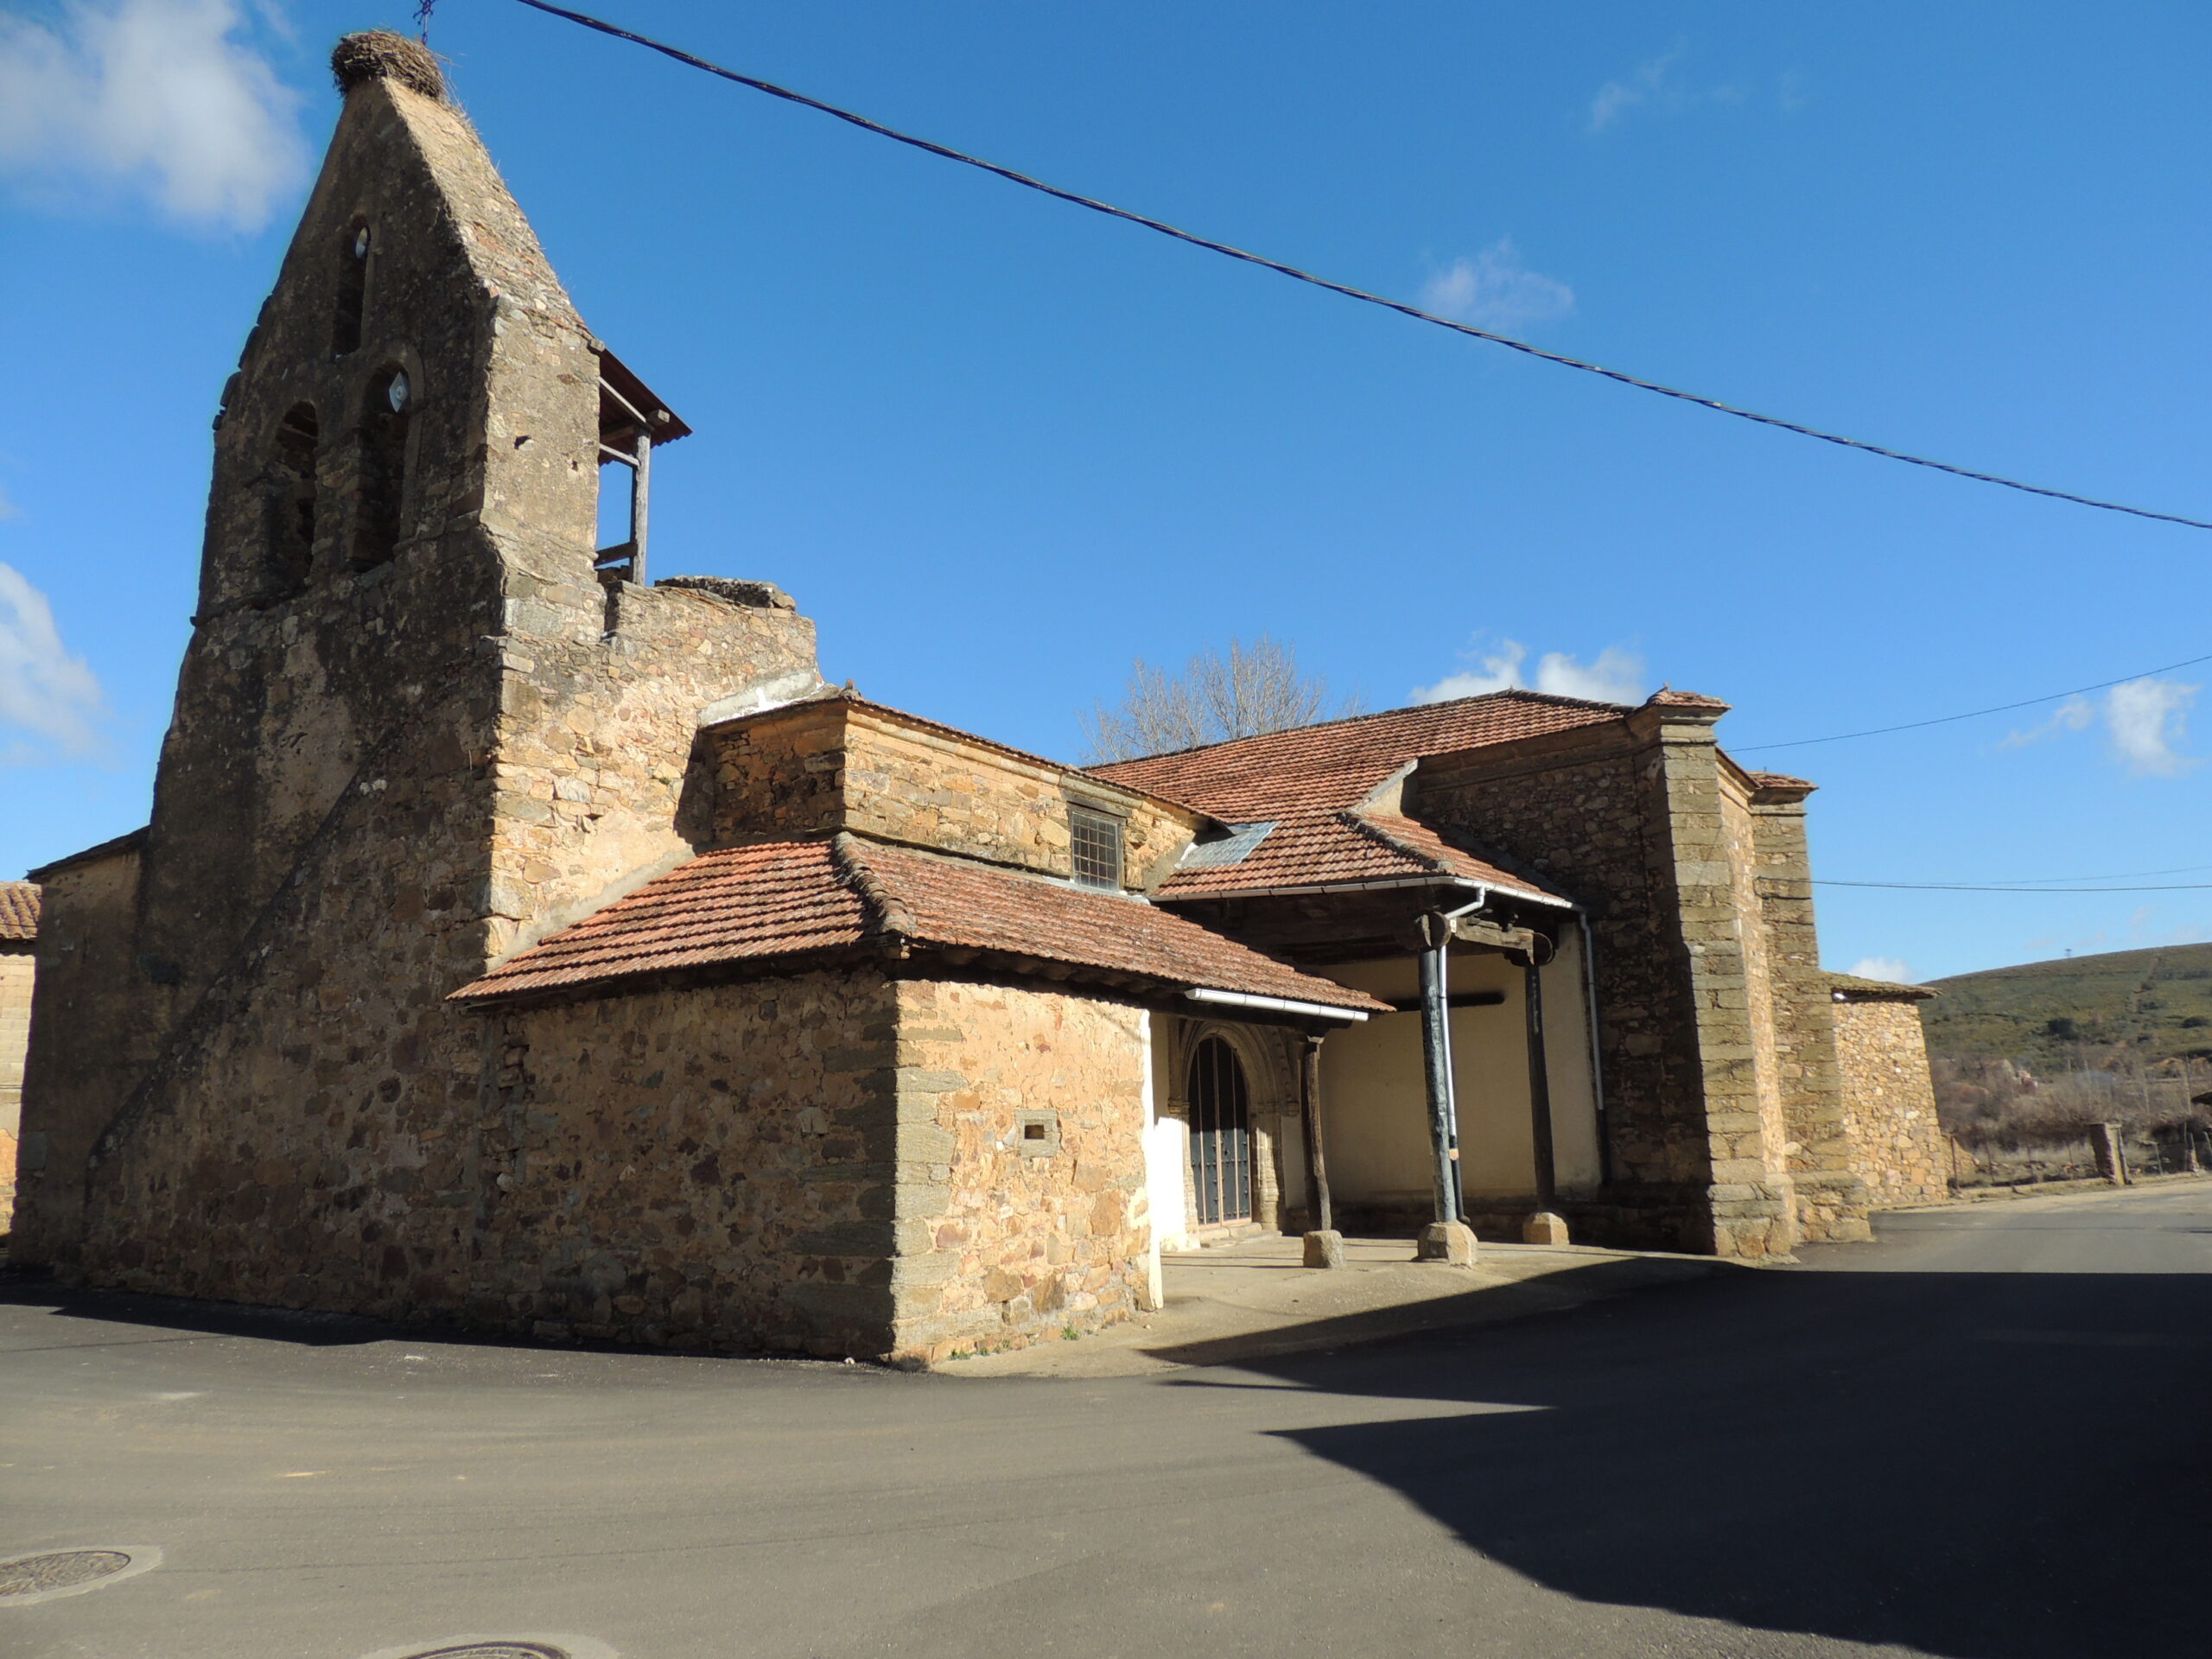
[1163,1016,1300,1234]
[262,401,320,600]
[333,216,371,357]
[349,359,416,568]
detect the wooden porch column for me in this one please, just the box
[1300,1033,1332,1233]
[1522,954,1559,1210]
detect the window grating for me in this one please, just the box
[1069,805,1123,890]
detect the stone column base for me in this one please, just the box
[1522,1211,1570,1245]
[1414,1220,1478,1265]
[1302,1229,1346,1268]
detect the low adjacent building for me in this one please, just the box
[0,881,37,1232]
[12,35,1945,1361]
[1827,973,1948,1207]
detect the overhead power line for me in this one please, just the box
[1969,861,2212,885]
[1735,647,2212,754]
[1822,881,2212,894]
[496,0,2212,534]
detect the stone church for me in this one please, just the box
[13,37,1943,1363]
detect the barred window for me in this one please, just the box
[1069,805,1123,890]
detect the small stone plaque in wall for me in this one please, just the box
[1014,1110,1062,1157]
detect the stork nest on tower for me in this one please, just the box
[330,30,447,101]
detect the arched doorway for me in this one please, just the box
[1188,1034,1253,1225]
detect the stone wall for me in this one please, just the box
[0,944,32,1230]
[1719,771,1793,1232]
[487,580,819,959]
[1408,700,1800,1255]
[12,840,167,1265]
[1751,779,1869,1241]
[1833,994,1949,1207]
[475,969,1158,1363]
[477,969,898,1355]
[887,977,1152,1361]
[703,702,1198,887]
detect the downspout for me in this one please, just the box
[1140,1011,1165,1311]
[1576,907,1613,1188]
[1417,888,1487,1224]
[1522,941,1558,1211]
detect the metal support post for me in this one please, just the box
[1417,914,1462,1224]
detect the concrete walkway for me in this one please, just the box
[935,1232,1722,1377]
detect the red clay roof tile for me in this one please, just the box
[454,834,1382,1013]
[1087,690,1627,820]
[1154,810,1568,905]
[0,880,38,942]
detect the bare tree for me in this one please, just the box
[1081,636,1363,763]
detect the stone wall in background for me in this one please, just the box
[703,702,1198,889]
[1718,768,1796,1247]
[0,944,33,1231]
[1833,994,1949,1207]
[487,579,819,961]
[12,841,166,1266]
[1751,779,1870,1243]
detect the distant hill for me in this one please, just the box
[1917,942,2212,1069]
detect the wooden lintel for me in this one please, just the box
[1449,917,1536,955]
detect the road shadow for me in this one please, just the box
[0,1272,401,1346]
[1173,1251,2212,1659]
[1138,1255,1718,1370]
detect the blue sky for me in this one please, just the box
[2,0,2207,983]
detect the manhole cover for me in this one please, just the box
[360,1635,612,1659]
[0,1552,130,1599]
[0,1547,160,1605]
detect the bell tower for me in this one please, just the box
[17,34,822,1303]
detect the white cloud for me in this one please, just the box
[1589,47,1684,133]
[2001,678,2198,777]
[1848,957,1914,984]
[2104,677,2198,776]
[1591,48,1802,133]
[0,486,19,521]
[0,0,306,231]
[1414,639,1648,707]
[0,562,106,761]
[1420,238,1574,332]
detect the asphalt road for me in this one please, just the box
[4,1183,2208,1659]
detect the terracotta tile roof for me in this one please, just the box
[454,841,869,999]
[1154,810,1569,906]
[454,833,1383,1014]
[0,880,38,942]
[1087,690,1629,820]
[1358,814,1571,906]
